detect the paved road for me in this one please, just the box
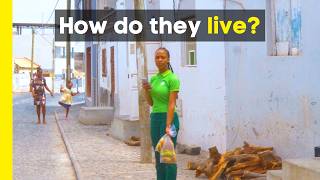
[13,93,76,180]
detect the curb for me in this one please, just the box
[54,110,83,180]
[72,101,85,106]
[47,101,85,107]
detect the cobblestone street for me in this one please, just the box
[13,93,79,180]
[14,93,208,180]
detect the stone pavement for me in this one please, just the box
[13,93,76,180]
[55,106,209,180]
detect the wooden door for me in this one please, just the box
[86,47,91,97]
[110,46,115,106]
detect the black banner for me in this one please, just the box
[55,10,265,42]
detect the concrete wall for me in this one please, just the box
[225,0,320,158]
[162,41,227,152]
[159,0,227,152]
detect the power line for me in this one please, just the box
[46,0,61,24]
[33,29,53,46]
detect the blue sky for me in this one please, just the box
[13,0,66,23]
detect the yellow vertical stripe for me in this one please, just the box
[0,0,12,179]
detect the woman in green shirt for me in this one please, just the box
[142,47,180,180]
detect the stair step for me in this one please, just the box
[267,170,282,180]
[79,106,114,125]
[283,158,320,180]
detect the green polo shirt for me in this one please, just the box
[150,70,180,113]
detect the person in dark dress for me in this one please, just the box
[30,67,53,124]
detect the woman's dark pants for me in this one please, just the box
[150,112,180,180]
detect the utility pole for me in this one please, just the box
[52,37,55,93]
[66,0,71,85]
[31,28,35,78]
[29,28,35,92]
[134,0,152,163]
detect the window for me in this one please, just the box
[55,46,74,58]
[182,41,197,66]
[55,46,66,58]
[102,48,107,77]
[188,50,196,65]
[268,0,301,56]
[181,16,197,66]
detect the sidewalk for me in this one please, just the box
[55,106,208,180]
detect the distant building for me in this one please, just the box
[14,57,40,75]
[13,24,84,92]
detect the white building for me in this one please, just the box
[87,0,319,159]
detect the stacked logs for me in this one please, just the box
[187,142,282,180]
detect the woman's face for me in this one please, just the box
[36,70,42,78]
[155,49,169,71]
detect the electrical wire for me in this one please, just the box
[45,0,61,24]
[33,29,54,46]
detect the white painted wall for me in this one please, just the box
[88,0,319,159]
[54,41,77,76]
[116,42,132,118]
[104,0,228,152]
[128,42,139,120]
[158,0,228,152]
[54,57,75,75]
[225,0,320,158]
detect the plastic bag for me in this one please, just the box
[155,134,177,164]
[168,124,177,138]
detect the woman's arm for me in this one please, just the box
[71,91,79,96]
[166,91,178,134]
[44,85,53,96]
[143,90,153,106]
[42,79,53,96]
[30,81,35,97]
[31,88,35,98]
[142,81,153,106]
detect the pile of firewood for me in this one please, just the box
[187,142,282,180]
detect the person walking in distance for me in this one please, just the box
[30,67,53,124]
